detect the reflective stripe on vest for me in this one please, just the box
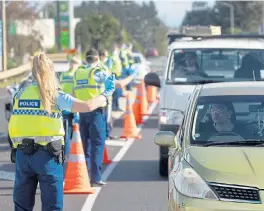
[11,136,63,147]
[8,84,65,148]
[73,65,105,101]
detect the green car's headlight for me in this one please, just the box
[174,167,219,200]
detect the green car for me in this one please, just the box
[155,81,264,210]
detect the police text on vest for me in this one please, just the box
[18,100,41,108]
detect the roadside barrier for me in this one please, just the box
[0,53,68,81]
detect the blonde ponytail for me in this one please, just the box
[32,53,59,113]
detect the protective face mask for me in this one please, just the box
[113,51,119,57]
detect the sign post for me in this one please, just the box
[55,1,70,51]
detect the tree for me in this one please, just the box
[74,1,168,55]
[75,13,121,51]
[0,1,41,68]
[214,1,262,33]
[181,1,263,34]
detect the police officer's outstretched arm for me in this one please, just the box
[71,74,116,112]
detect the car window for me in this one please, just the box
[166,48,264,84]
[133,56,141,64]
[190,95,264,144]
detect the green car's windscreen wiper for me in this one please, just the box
[202,140,264,147]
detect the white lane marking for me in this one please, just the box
[81,101,158,211]
[105,140,125,147]
[0,133,7,139]
[0,171,15,181]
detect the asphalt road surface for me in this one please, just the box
[0,56,167,211]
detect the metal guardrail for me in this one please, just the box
[0,53,68,81]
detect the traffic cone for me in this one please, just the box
[133,85,143,125]
[64,123,96,194]
[103,147,112,164]
[147,85,157,103]
[121,92,141,139]
[140,80,149,116]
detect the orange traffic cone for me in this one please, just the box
[120,92,141,139]
[64,123,96,194]
[103,147,112,164]
[147,85,157,103]
[140,80,149,116]
[133,85,143,125]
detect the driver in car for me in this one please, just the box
[184,52,208,78]
[199,103,246,140]
[172,52,208,79]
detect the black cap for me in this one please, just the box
[86,48,99,58]
[85,48,99,63]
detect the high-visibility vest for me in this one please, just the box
[59,69,75,94]
[120,49,129,68]
[8,84,65,148]
[73,65,106,102]
[128,54,134,65]
[109,55,122,77]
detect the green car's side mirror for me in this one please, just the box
[154,131,178,148]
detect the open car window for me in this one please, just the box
[191,95,264,144]
[166,49,264,84]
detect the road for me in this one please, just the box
[0,56,167,211]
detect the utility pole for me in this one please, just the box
[218,2,234,34]
[262,1,264,34]
[68,0,74,49]
[2,0,6,71]
[56,0,61,52]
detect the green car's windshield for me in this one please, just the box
[191,95,264,145]
[166,49,264,84]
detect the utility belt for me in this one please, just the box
[11,139,64,165]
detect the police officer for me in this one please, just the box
[118,42,130,99]
[111,43,124,111]
[73,48,113,187]
[9,52,116,210]
[59,56,81,156]
[126,43,135,90]
[99,49,113,71]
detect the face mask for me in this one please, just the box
[113,51,119,57]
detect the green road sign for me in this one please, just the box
[9,23,16,35]
[60,30,69,50]
[54,1,70,49]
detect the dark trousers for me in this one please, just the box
[14,149,63,211]
[79,109,106,182]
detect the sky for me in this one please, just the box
[36,0,216,28]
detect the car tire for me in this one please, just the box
[159,156,168,177]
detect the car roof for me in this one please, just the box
[199,81,264,96]
[169,38,264,50]
[132,52,143,56]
